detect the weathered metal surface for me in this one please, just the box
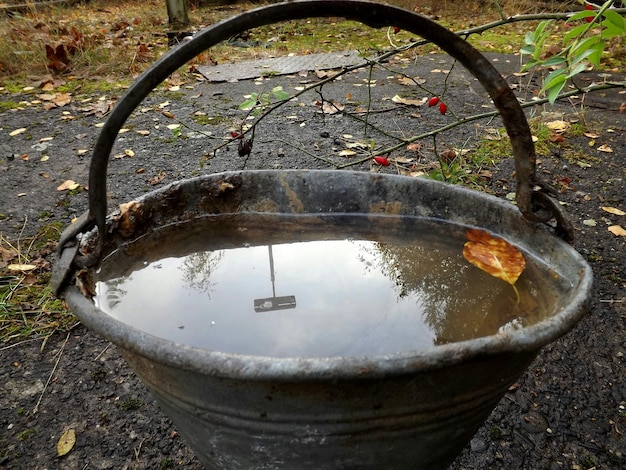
[64,169,592,469]
[197,51,365,82]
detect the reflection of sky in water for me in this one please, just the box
[96,240,438,357]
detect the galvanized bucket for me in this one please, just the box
[53,1,593,469]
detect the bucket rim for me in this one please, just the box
[63,170,593,382]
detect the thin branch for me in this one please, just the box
[33,331,71,414]
[337,81,624,168]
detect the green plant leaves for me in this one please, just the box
[520,4,625,104]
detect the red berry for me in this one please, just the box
[393,26,401,34]
[230,131,240,138]
[373,156,390,166]
[439,102,447,115]
[585,4,594,10]
[428,96,439,107]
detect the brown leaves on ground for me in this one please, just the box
[463,228,526,302]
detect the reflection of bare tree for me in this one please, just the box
[179,250,225,296]
[102,277,128,310]
[362,241,519,345]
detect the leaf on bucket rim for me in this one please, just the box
[56,428,76,457]
[463,228,526,302]
[118,200,143,237]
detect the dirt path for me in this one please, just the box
[1,50,625,469]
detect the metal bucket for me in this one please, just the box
[53,2,593,469]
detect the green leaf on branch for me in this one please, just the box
[239,93,259,111]
[563,23,590,42]
[541,68,568,104]
[271,86,290,101]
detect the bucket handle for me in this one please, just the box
[53,0,573,294]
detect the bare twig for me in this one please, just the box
[33,331,71,414]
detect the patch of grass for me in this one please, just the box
[119,397,143,411]
[0,100,24,112]
[0,224,76,345]
[17,428,36,441]
[561,148,601,168]
[192,114,228,126]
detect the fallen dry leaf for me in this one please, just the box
[56,180,79,191]
[9,128,27,137]
[546,120,570,133]
[56,429,76,457]
[397,76,426,86]
[118,201,143,237]
[391,95,428,107]
[338,149,356,157]
[463,228,526,302]
[608,225,626,237]
[7,264,37,272]
[148,171,166,185]
[0,246,16,266]
[597,144,613,153]
[321,100,344,114]
[601,206,626,216]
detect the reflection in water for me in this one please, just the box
[95,226,561,358]
[180,250,224,296]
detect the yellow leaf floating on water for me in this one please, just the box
[56,429,76,457]
[463,228,526,303]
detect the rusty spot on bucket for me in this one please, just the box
[278,175,304,213]
[368,201,403,215]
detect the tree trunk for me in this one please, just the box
[166,0,189,27]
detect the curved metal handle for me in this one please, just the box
[57,0,571,275]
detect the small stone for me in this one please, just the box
[470,437,488,453]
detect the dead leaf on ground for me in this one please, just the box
[56,180,80,191]
[597,144,613,153]
[7,263,37,272]
[148,171,166,185]
[0,246,17,266]
[397,76,426,86]
[56,429,76,457]
[391,95,427,107]
[608,225,626,237]
[546,120,570,133]
[602,206,626,216]
[338,149,356,157]
[9,128,27,137]
[463,228,526,302]
[320,100,344,114]
[46,44,69,72]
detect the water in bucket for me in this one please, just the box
[93,213,571,358]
